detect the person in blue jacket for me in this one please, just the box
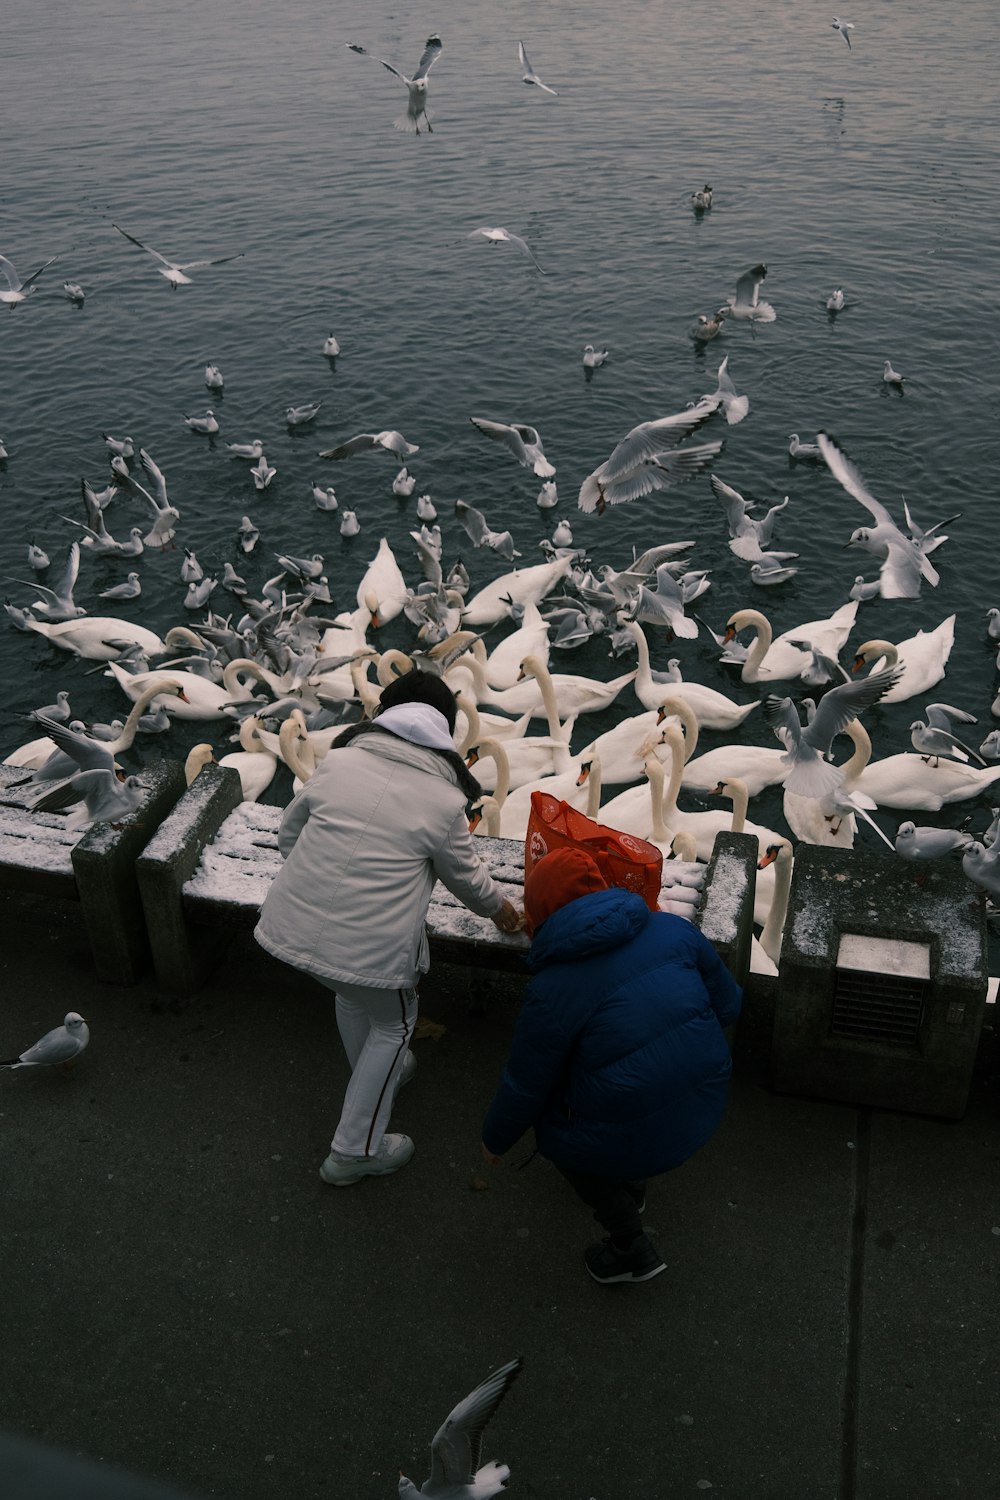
[481,846,742,1284]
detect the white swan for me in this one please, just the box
[104,659,254,721]
[220,716,279,801]
[658,656,759,731]
[446,652,636,721]
[355,538,408,627]
[484,600,551,690]
[278,711,318,792]
[600,755,667,839]
[752,840,794,973]
[575,708,670,786]
[850,616,955,703]
[480,741,603,841]
[726,601,858,683]
[850,736,1000,812]
[22,616,167,661]
[460,554,574,628]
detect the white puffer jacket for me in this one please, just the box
[255,731,504,987]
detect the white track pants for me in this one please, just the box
[326,980,417,1158]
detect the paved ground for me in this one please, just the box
[1,888,998,1500]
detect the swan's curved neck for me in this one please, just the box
[279,715,315,783]
[376,648,413,686]
[472,738,511,805]
[760,844,793,963]
[840,720,873,785]
[646,758,668,842]
[585,755,603,818]
[658,728,688,826]
[444,655,488,700]
[349,655,382,716]
[520,655,563,740]
[857,639,898,673]
[725,780,750,833]
[738,611,773,682]
[455,693,480,755]
[657,694,699,759]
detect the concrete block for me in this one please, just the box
[695,830,759,986]
[772,845,987,1118]
[135,765,244,997]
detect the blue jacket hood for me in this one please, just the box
[528,886,651,971]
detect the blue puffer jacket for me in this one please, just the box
[481,887,742,1179]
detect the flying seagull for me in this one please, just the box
[318,430,419,461]
[832,17,855,49]
[1,1013,89,1069]
[468,227,545,274]
[0,251,60,308]
[725,262,776,322]
[112,224,243,288]
[578,406,720,513]
[346,34,443,134]
[398,1356,523,1499]
[470,417,554,477]
[518,40,558,94]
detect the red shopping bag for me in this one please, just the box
[524,791,663,912]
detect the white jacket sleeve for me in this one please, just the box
[276,783,314,859]
[432,810,505,917]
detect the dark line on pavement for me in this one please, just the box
[840,1107,871,1500]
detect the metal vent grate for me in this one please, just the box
[831,968,927,1046]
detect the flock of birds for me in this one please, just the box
[4,17,998,995]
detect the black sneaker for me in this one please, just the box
[584,1234,665,1285]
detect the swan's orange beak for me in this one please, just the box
[468,806,483,832]
[723,624,736,643]
[576,760,592,786]
[851,655,864,674]
[758,844,781,870]
[177,689,190,702]
[707,781,727,797]
[465,746,480,766]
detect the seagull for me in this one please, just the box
[578,406,720,514]
[340,510,361,537]
[691,310,727,342]
[276,552,325,580]
[626,565,699,638]
[237,516,260,553]
[691,184,713,210]
[63,481,145,557]
[102,432,134,457]
[398,1356,523,1500]
[184,409,220,434]
[393,466,417,496]
[883,360,905,386]
[582,344,609,369]
[910,704,986,766]
[346,34,443,134]
[227,438,264,459]
[962,842,1000,902]
[750,558,800,586]
[537,481,558,509]
[112,449,180,548]
[470,417,555,477]
[817,431,940,599]
[826,288,845,312]
[832,17,855,49]
[63,281,85,303]
[99,572,142,601]
[784,640,849,687]
[112,225,243,288]
[710,476,789,560]
[9,542,84,621]
[724,262,776,322]
[27,541,50,572]
[1,1013,89,1070]
[184,577,217,610]
[551,518,573,547]
[518,40,558,94]
[180,549,204,584]
[251,456,277,489]
[788,433,822,460]
[311,482,338,511]
[468,227,545,274]
[322,333,340,357]
[31,769,145,831]
[204,364,224,390]
[416,494,438,522]
[455,500,521,561]
[0,251,60,308]
[763,667,902,798]
[895,821,973,861]
[34,691,72,723]
[286,402,322,425]
[319,430,419,460]
[700,354,749,424]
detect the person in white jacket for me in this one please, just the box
[255,670,521,1185]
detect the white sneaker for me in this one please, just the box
[319,1133,415,1186]
[396,1050,417,1091]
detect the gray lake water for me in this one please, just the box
[3,0,1000,855]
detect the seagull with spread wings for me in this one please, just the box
[0,251,60,308]
[347,34,443,134]
[518,40,558,94]
[578,405,721,513]
[112,225,243,288]
[467,226,545,274]
[817,431,941,599]
[398,1356,522,1500]
[455,500,521,561]
[763,667,902,798]
[470,417,554,477]
[111,449,180,548]
[724,262,777,322]
[318,430,419,461]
